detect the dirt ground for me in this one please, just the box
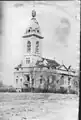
[0,93,79,120]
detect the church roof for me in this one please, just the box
[36,57,60,68]
[56,64,68,71]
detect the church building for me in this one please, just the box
[14,9,78,92]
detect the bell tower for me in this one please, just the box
[22,10,44,67]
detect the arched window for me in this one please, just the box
[27,41,31,52]
[35,41,39,53]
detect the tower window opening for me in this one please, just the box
[27,41,31,52]
[35,41,39,53]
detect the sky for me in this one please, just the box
[1,1,80,85]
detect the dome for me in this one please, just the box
[29,17,40,30]
[23,10,44,39]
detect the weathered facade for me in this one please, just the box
[14,10,78,93]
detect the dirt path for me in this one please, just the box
[0,93,79,120]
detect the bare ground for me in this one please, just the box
[0,93,79,120]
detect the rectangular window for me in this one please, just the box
[32,79,34,85]
[26,58,30,64]
[16,79,18,84]
[20,79,22,82]
[40,78,42,84]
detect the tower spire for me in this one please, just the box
[32,1,36,18]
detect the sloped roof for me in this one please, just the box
[43,58,60,67]
[36,57,60,68]
[56,64,76,76]
[56,64,68,71]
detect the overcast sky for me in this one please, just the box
[1,1,80,85]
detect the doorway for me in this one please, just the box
[25,74,30,82]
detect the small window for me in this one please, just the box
[32,78,34,85]
[26,58,30,64]
[16,79,18,84]
[20,79,22,82]
[28,29,30,32]
[47,77,49,84]
[49,76,52,83]
[61,75,64,79]
[26,75,30,81]
[40,78,42,84]
[68,77,71,84]
[37,30,39,33]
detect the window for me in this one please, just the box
[32,78,34,85]
[16,79,18,84]
[26,58,30,64]
[60,75,64,85]
[37,30,39,33]
[26,75,30,81]
[28,29,30,32]
[40,78,42,84]
[68,77,71,85]
[27,41,31,52]
[35,41,39,53]
[61,75,64,79]
[49,76,52,83]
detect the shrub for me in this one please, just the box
[60,87,67,94]
[22,87,31,92]
[8,87,16,92]
[69,88,78,94]
[0,87,8,92]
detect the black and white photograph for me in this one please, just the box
[0,1,80,120]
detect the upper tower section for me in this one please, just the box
[23,10,43,39]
